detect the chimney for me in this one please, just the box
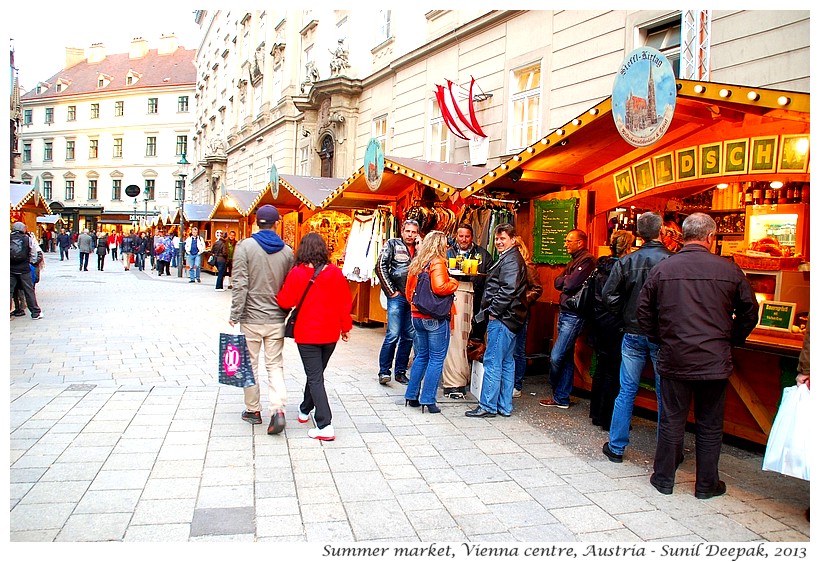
[158,34,178,55]
[87,43,106,64]
[130,37,149,59]
[65,47,85,69]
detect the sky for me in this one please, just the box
[9,2,202,91]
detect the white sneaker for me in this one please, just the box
[215,288,225,292]
[308,425,335,441]
[297,410,311,423]
[512,389,522,398]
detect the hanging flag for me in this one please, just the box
[435,77,489,141]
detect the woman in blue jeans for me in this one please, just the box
[403,231,459,413]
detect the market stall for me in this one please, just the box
[325,156,486,324]
[460,78,810,445]
[10,183,51,236]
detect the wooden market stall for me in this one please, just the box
[459,79,810,445]
[10,183,52,237]
[325,156,487,324]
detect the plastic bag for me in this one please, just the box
[218,332,256,388]
[762,384,810,481]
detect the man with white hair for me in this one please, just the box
[77,228,94,271]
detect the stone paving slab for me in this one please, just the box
[7,252,811,547]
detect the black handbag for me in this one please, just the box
[565,270,596,316]
[284,265,324,338]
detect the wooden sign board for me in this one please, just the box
[757,300,796,332]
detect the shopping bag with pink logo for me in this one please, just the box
[218,332,256,387]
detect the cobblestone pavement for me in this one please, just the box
[8,252,810,547]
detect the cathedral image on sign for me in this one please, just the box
[623,64,659,132]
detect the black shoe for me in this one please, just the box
[465,406,495,418]
[649,475,673,495]
[189,280,196,283]
[405,399,420,408]
[498,411,511,417]
[241,410,262,425]
[602,442,623,463]
[378,373,391,385]
[421,403,441,414]
[695,480,726,500]
[394,372,409,385]
[268,411,286,435]
[11,310,25,317]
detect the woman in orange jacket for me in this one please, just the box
[403,231,459,413]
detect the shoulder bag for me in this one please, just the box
[284,265,324,338]
[411,262,454,320]
[565,270,596,317]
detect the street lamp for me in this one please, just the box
[177,153,190,277]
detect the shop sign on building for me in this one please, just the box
[612,47,677,148]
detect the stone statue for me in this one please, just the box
[301,61,321,92]
[329,38,350,76]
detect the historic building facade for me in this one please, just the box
[188,9,808,204]
[19,35,196,233]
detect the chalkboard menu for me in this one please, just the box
[532,198,577,265]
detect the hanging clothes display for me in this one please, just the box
[342,208,395,284]
[455,198,518,260]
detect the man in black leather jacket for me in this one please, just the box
[466,223,528,418]
[600,212,672,463]
[374,219,420,385]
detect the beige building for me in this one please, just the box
[189,9,808,204]
[19,35,196,233]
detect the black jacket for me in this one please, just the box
[554,248,596,314]
[474,246,528,334]
[376,238,415,297]
[602,240,672,335]
[591,256,623,340]
[636,244,759,380]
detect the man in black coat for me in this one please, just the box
[466,223,528,418]
[637,212,758,499]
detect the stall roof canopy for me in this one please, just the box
[10,183,51,213]
[181,203,214,222]
[324,156,488,209]
[464,79,810,209]
[249,175,344,214]
[36,215,64,224]
[210,189,262,220]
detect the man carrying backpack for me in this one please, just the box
[10,222,43,319]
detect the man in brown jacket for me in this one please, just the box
[229,205,295,435]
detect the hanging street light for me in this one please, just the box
[177,153,190,278]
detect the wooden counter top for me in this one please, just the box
[741,328,805,356]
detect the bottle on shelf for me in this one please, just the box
[752,182,763,205]
[743,182,754,206]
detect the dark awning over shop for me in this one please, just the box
[463,79,810,213]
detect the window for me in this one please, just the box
[43,180,52,200]
[65,181,74,200]
[67,106,76,121]
[373,115,388,154]
[66,140,75,160]
[89,140,99,159]
[88,180,97,200]
[299,146,309,175]
[509,63,542,152]
[146,137,157,157]
[43,142,53,161]
[113,138,123,158]
[24,109,32,124]
[246,165,253,191]
[148,98,158,113]
[144,180,155,201]
[644,20,682,77]
[91,103,100,119]
[98,79,104,87]
[427,101,449,163]
[45,107,54,124]
[376,10,391,44]
[56,83,62,93]
[112,180,121,200]
[176,135,188,156]
[178,96,189,112]
[126,76,133,85]
[175,178,184,201]
[115,101,124,116]
[23,143,31,162]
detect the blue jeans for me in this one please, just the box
[215,259,228,289]
[135,253,144,270]
[607,333,662,455]
[171,248,178,268]
[513,318,529,390]
[479,319,516,415]
[405,317,450,405]
[187,253,202,281]
[378,293,415,376]
[549,312,586,406]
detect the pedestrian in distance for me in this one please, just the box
[95,231,108,270]
[637,212,758,499]
[466,223,529,418]
[403,231,459,414]
[56,228,71,261]
[374,219,421,385]
[229,205,295,435]
[185,227,206,283]
[77,229,94,271]
[211,231,229,291]
[156,230,174,276]
[278,232,352,441]
[120,229,136,270]
[601,212,672,463]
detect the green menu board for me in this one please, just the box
[532,198,577,265]
[758,301,795,332]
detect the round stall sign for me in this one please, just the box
[125,184,141,198]
[269,164,280,199]
[612,47,677,148]
[363,138,385,192]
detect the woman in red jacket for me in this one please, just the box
[278,233,352,441]
[404,231,459,413]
